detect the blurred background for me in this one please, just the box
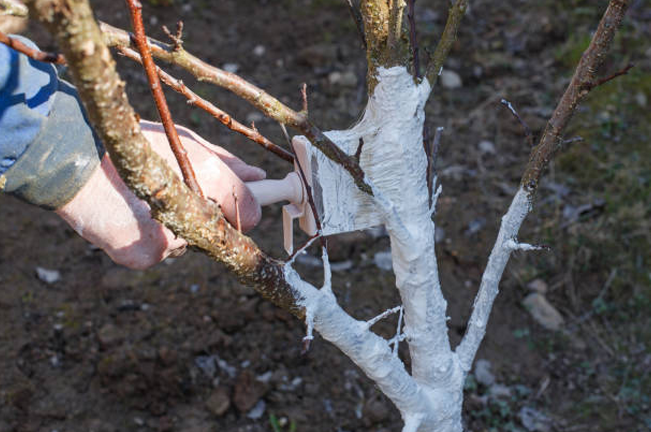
[0,0,649,431]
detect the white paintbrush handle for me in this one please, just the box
[245,172,304,207]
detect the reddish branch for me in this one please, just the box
[116,45,294,163]
[590,62,634,88]
[521,0,631,193]
[0,30,65,64]
[100,22,372,195]
[124,0,203,196]
[25,0,304,316]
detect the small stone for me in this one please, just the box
[328,70,358,87]
[245,111,265,124]
[222,63,239,73]
[297,44,338,67]
[373,250,393,271]
[474,359,495,386]
[295,253,322,268]
[522,293,564,331]
[330,260,353,272]
[35,267,60,284]
[247,400,266,419]
[97,323,123,348]
[435,227,446,243]
[478,140,496,155]
[252,45,266,57]
[489,384,512,399]
[519,406,552,432]
[527,279,548,294]
[635,92,647,108]
[205,387,230,417]
[440,70,463,89]
[234,370,267,412]
[363,394,389,424]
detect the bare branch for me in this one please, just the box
[590,62,634,88]
[116,45,294,163]
[0,0,27,17]
[500,98,534,148]
[425,0,468,86]
[161,20,183,51]
[25,0,304,317]
[344,0,366,49]
[456,0,631,371]
[0,29,64,63]
[387,0,405,58]
[99,21,372,195]
[521,0,631,193]
[406,0,419,79]
[125,0,203,197]
[300,82,308,114]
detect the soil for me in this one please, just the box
[1,1,650,432]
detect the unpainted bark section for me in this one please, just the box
[521,0,630,192]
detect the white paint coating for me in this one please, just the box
[282,67,537,432]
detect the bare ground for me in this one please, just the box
[1,1,650,431]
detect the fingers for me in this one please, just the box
[143,121,267,182]
[140,121,263,231]
[191,155,261,232]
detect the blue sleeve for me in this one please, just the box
[0,36,57,173]
[0,36,105,209]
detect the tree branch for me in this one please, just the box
[406,0,419,79]
[124,0,203,197]
[25,0,304,317]
[344,0,366,49]
[424,0,468,86]
[0,29,64,63]
[521,0,630,193]
[116,45,294,163]
[99,21,372,195]
[456,0,631,371]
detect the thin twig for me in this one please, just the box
[0,30,65,63]
[425,0,468,85]
[161,20,183,51]
[354,137,364,162]
[407,0,419,79]
[116,45,294,163]
[0,0,27,17]
[562,136,584,145]
[590,62,634,88]
[100,21,371,195]
[500,98,534,148]
[344,0,366,49]
[300,82,308,114]
[125,0,203,196]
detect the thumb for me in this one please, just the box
[195,155,261,232]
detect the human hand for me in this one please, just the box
[56,121,265,269]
